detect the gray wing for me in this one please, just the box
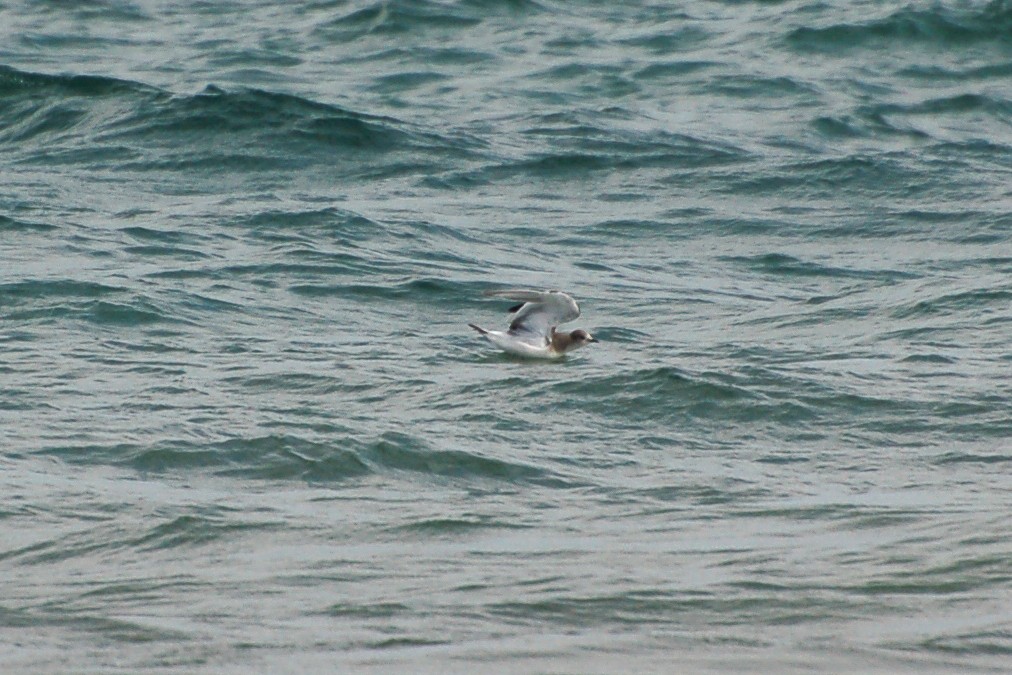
[483,289,581,340]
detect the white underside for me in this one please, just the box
[481,330,562,359]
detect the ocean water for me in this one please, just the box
[1,0,1011,672]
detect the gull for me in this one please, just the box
[468,289,598,359]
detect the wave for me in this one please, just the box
[709,73,819,100]
[0,65,483,175]
[542,366,816,429]
[361,431,571,485]
[438,117,745,185]
[722,153,940,202]
[0,64,154,100]
[0,278,225,327]
[0,279,122,305]
[38,431,572,486]
[2,509,279,566]
[891,287,1012,318]
[535,358,1011,445]
[900,61,1012,81]
[386,516,529,537]
[517,113,746,166]
[487,588,862,628]
[0,279,175,325]
[725,253,910,280]
[289,275,470,301]
[318,1,479,38]
[934,450,1011,465]
[313,0,544,40]
[0,215,58,232]
[787,2,1012,52]
[814,92,1012,144]
[873,93,1012,118]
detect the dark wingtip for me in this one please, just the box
[507,302,524,313]
[468,323,488,335]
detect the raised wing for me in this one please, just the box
[483,289,581,340]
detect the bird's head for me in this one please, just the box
[567,329,598,350]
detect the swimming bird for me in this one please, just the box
[468,289,598,359]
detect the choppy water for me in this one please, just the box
[2,0,1011,672]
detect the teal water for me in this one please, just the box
[2,1,1010,672]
